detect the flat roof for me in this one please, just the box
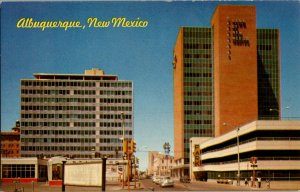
[33,73,118,80]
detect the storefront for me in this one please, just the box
[1,157,47,183]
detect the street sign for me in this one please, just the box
[250,156,257,164]
[250,164,258,167]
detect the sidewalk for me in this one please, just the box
[207,179,300,191]
[106,180,145,191]
[0,181,145,192]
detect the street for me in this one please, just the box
[3,179,296,191]
[139,179,259,191]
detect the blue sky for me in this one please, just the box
[1,1,300,171]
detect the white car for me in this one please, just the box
[160,177,174,187]
[152,176,161,184]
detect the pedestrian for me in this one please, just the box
[244,178,248,186]
[266,179,270,189]
[258,177,261,188]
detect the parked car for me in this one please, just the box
[217,179,233,184]
[160,177,174,187]
[153,176,162,184]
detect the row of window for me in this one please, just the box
[2,164,35,178]
[183,31,211,38]
[21,121,133,128]
[22,89,132,96]
[184,43,211,50]
[22,97,96,103]
[1,144,19,148]
[22,81,96,87]
[22,113,96,119]
[21,105,96,111]
[73,122,96,127]
[100,82,132,88]
[74,90,96,95]
[184,53,211,59]
[257,31,278,40]
[100,138,122,143]
[184,100,212,106]
[184,128,213,138]
[184,91,212,97]
[21,154,91,158]
[184,128,213,136]
[100,146,122,151]
[100,130,132,135]
[184,82,211,87]
[257,45,272,51]
[21,146,95,151]
[22,89,70,95]
[100,106,132,111]
[22,138,95,143]
[21,130,95,135]
[184,73,212,78]
[100,122,132,128]
[100,98,132,104]
[100,90,132,96]
[257,53,277,60]
[22,80,133,88]
[100,114,132,120]
[184,110,212,115]
[184,63,212,68]
[184,120,212,125]
[21,122,69,127]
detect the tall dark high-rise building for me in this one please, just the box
[173,5,280,176]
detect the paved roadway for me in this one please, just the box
[140,179,263,191]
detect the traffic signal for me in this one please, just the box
[123,139,128,154]
[131,140,136,153]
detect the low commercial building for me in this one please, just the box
[1,157,48,183]
[1,121,21,158]
[1,156,127,184]
[190,120,300,183]
[148,151,175,177]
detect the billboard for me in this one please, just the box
[64,162,102,187]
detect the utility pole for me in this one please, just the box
[237,128,240,186]
[102,156,107,191]
[121,112,125,189]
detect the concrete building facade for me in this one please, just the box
[190,120,300,182]
[20,68,133,158]
[173,5,280,176]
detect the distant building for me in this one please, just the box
[190,120,300,182]
[173,5,280,176]
[20,68,133,158]
[1,120,21,158]
[148,151,175,176]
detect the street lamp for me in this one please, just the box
[120,112,125,144]
[270,106,290,119]
[223,122,240,186]
[120,112,125,188]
